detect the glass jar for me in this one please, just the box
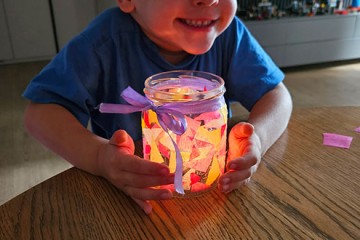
[142,70,228,197]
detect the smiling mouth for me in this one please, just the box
[180,19,215,28]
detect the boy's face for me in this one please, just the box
[117,0,237,55]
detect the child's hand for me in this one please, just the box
[218,122,262,193]
[97,130,173,214]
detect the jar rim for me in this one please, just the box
[144,70,225,103]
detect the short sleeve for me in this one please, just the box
[22,34,101,127]
[224,18,285,111]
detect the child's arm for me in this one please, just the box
[218,82,293,192]
[24,102,173,214]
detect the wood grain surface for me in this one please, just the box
[0,107,359,239]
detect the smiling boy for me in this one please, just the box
[23,0,292,214]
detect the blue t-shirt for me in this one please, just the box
[23,7,284,141]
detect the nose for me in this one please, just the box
[192,0,219,7]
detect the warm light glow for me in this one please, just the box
[142,105,227,195]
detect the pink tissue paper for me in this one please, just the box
[322,133,353,149]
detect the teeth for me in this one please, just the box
[184,19,212,27]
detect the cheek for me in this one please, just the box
[221,1,237,22]
[144,14,174,33]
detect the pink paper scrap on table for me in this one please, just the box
[355,126,360,133]
[322,133,353,149]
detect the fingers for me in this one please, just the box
[219,153,258,193]
[104,154,173,190]
[116,155,170,176]
[128,188,173,214]
[105,130,174,215]
[132,198,153,215]
[114,172,174,188]
[218,163,255,193]
[126,187,173,201]
[109,129,135,154]
[219,178,251,193]
[108,130,168,175]
[218,169,252,193]
[108,131,170,176]
[227,154,257,171]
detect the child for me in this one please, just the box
[23,0,292,214]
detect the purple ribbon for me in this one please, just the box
[99,86,224,194]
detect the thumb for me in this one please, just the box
[227,122,254,160]
[109,130,135,154]
[230,122,254,139]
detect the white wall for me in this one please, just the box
[51,0,117,49]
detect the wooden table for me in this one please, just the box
[1,107,359,239]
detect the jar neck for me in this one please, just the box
[144,71,225,104]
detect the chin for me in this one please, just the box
[186,46,213,55]
[185,39,216,55]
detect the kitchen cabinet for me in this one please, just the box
[0,0,12,61]
[51,0,116,49]
[245,14,360,67]
[0,0,115,64]
[1,0,56,62]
